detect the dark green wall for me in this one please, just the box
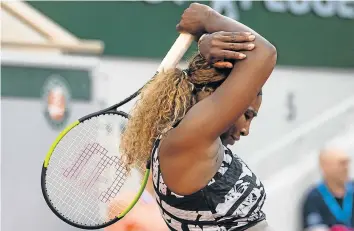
[1,66,91,100]
[29,1,354,68]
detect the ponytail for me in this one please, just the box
[120,68,195,170]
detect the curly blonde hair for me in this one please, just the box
[120,54,231,170]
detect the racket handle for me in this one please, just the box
[157,33,194,73]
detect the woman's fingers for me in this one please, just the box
[220,42,255,51]
[212,61,233,69]
[218,50,247,60]
[218,31,256,42]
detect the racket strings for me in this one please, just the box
[47,118,103,224]
[45,114,142,226]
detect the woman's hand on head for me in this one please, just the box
[176,3,214,37]
[199,31,256,69]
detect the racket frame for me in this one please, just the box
[41,110,151,229]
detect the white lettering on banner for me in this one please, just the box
[239,0,253,11]
[211,1,255,20]
[312,1,336,18]
[288,0,311,16]
[173,0,185,6]
[264,0,354,19]
[144,0,162,3]
[144,0,354,19]
[264,0,287,13]
[337,1,354,19]
[144,0,185,5]
[211,0,239,20]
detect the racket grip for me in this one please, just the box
[157,33,194,73]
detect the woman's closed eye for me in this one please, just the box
[244,109,257,120]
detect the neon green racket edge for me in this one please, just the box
[41,110,152,229]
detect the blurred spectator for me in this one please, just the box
[302,148,353,231]
[106,174,169,231]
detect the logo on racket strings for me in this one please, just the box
[63,142,128,203]
[42,75,71,130]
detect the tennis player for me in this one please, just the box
[108,28,257,231]
[121,3,277,230]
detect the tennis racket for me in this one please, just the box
[41,33,194,229]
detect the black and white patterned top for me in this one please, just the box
[151,139,267,231]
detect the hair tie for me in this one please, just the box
[181,70,189,79]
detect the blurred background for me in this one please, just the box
[1,1,354,231]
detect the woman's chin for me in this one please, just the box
[222,138,235,146]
